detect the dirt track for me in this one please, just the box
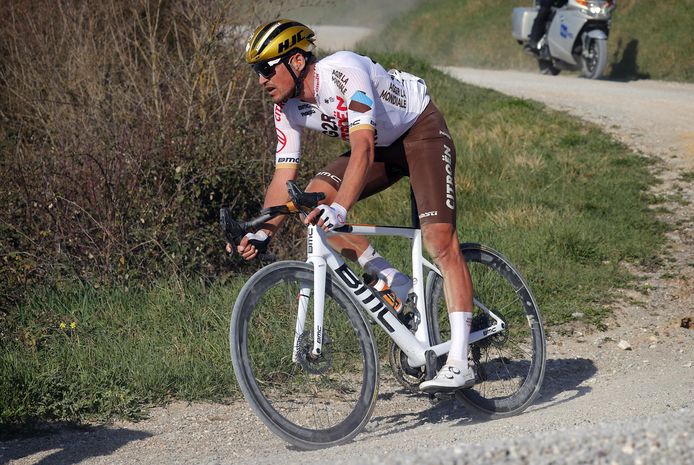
[3,49,694,465]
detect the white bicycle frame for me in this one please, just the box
[292,223,507,370]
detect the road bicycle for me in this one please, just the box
[222,181,546,450]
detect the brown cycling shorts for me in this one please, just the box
[314,101,457,226]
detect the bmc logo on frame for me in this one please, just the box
[334,264,395,333]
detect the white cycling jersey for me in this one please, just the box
[274,51,431,168]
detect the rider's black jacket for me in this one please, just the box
[530,0,569,43]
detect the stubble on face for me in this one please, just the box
[260,65,294,104]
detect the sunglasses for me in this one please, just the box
[251,56,285,79]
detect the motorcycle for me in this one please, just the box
[512,0,616,79]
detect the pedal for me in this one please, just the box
[396,293,420,332]
[432,392,455,402]
[396,309,417,331]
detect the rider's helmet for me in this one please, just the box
[245,19,316,66]
[245,20,316,99]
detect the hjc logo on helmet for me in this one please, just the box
[278,31,306,54]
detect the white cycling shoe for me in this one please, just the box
[419,364,476,393]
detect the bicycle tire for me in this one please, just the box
[425,243,546,418]
[230,261,379,449]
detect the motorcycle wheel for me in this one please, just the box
[538,59,560,76]
[580,37,607,79]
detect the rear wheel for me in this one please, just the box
[425,244,546,417]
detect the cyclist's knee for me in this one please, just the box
[422,223,461,264]
[306,178,337,204]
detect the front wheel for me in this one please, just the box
[230,261,379,449]
[425,244,546,418]
[580,36,608,79]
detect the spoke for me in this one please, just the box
[247,278,365,430]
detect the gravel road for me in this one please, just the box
[3,58,694,465]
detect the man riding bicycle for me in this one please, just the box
[231,19,475,392]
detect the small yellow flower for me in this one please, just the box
[59,322,66,330]
[70,322,77,329]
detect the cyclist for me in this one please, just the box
[232,19,475,392]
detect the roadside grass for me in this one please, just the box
[360,0,694,82]
[287,0,420,28]
[1,53,666,426]
[1,280,240,427]
[608,0,694,82]
[361,0,531,71]
[351,53,666,328]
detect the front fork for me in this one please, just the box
[293,225,330,361]
[293,283,316,362]
[292,264,327,361]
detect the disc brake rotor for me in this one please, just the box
[296,330,332,375]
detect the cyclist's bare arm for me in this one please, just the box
[335,128,375,210]
[305,128,375,229]
[262,167,299,231]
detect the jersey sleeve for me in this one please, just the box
[338,66,377,135]
[274,103,301,169]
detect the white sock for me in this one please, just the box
[357,245,412,301]
[357,244,381,269]
[446,311,472,370]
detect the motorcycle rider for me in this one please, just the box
[526,0,568,52]
[233,19,476,392]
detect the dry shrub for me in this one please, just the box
[0,0,325,308]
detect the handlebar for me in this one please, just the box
[219,180,326,247]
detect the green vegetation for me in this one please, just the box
[608,0,694,82]
[350,53,665,325]
[679,171,694,183]
[287,0,420,28]
[361,0,694,82]
[1,280,240,426]
[2,54,665,426]
[362,0,531,70]
[1,1,669,428]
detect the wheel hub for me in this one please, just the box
[296,330,332,374]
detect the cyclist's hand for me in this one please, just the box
[305,202,347,231]
[229,231,270,260]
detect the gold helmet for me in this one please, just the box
[245,19,316,65]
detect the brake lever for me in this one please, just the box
[219,207,246,246]
[287,180,325,211]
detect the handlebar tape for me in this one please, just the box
[219,208,246,246]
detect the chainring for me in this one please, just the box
[388,341,425,392]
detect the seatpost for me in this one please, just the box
[410,187,420,229]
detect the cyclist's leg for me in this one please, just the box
[420,224,473,313]
[307,152,403,261]
[403,102,475,390]
[402,102,473,311]
[305,177,370,261]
